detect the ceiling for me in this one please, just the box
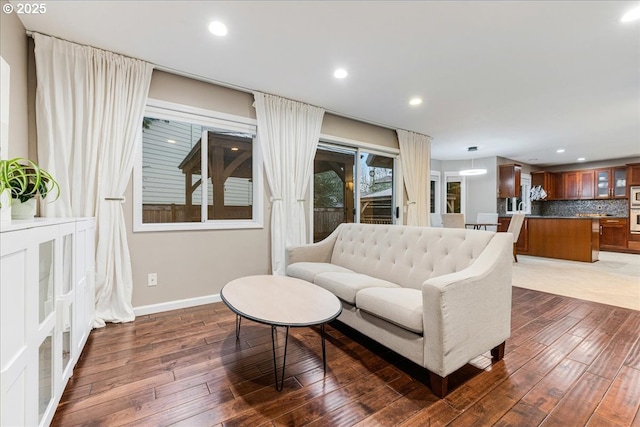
[14,1,640,166]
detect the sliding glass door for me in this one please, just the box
[359,150,396,225]
[312,145,397,242]
[313,146,356,242]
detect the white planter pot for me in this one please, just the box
[11,198,37,220]
[0,189,11,227]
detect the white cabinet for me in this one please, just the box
[1,218,95,427]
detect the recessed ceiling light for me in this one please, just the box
[577,157,586,162]
[621,6,640,22]
[556,148,565,153]
[409,98,423,106]
[231,147,239,151]
[333,68,348,79]
[208,21,228,37]
[167,139,176,144]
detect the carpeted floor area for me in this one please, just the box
[512,251,640,311]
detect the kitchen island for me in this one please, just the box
[499,216,599,262]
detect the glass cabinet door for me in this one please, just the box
[62,303,72,373]
[38,331,53,424]
[596,170,609,198]
[613,169,626,198]
[62,234,73,294]
[38,240,55,324]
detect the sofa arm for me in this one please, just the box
[285,225,342,267]
[421,232,513,377]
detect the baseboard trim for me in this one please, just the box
[134,294,222,316]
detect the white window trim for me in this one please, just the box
[133,99,263,232]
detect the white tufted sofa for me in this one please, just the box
[286,222,513,397]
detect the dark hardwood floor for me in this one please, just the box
[53,287,640,426]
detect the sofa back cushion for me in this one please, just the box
[330,223,495,290]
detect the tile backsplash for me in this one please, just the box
[497,198,629,217]
[537,199,628,217]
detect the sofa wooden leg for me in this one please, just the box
[491,341,506,361]
[513,243,518,262]
[429,372,448,398]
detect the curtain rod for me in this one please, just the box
[25,30,432,140]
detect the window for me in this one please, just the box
[506,174,532,214]
[430,171,441,214]
[134,99,262,231]
[444,173,465,214]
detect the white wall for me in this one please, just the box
[0,1,29,159]
[432,156,498,222]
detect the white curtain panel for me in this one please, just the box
[397,129,431,227]
[34,33,153,327]
[253,92,324,275]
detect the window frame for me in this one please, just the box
[133,99,263,232]
[430,170,441,215]
[443,172,466,215]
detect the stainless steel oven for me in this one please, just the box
[631,209,640,234]
[631,186,640,208]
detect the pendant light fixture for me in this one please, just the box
[459,146,487,176]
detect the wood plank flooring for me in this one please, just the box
[53,287,640,426]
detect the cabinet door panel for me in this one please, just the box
[613,168,626,198]
[595,169,610,198]
[579,171,594,199]
[499,164,521,198]
[563,172,579,199]
[599,219,627,250]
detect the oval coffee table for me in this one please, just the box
[220,275,342,391]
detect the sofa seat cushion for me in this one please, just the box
[314,273,400,304]
[355,288,423,334]
[286,262,354,283]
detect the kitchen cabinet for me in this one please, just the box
[628,163,640,186]
[599,218,628,251]
[498,216,529,253]
[1,218,95,427]
[595,167,627,199]
[498,164,521,198]
[563,170,595,199]
[516,217,529,253]
[499,216,599,262]
[530,171,561,200]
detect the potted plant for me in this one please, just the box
[0,157,60,221]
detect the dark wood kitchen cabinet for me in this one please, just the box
[628,163,640,186]
[497,216,529,253]
[498,164,521,198]
[563,170,595,199]
[594,167,627,199]
[599,218,628,251]
[499,216,598,262]
[531,171,561,200]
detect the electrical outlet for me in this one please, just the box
[148,273,158,287]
